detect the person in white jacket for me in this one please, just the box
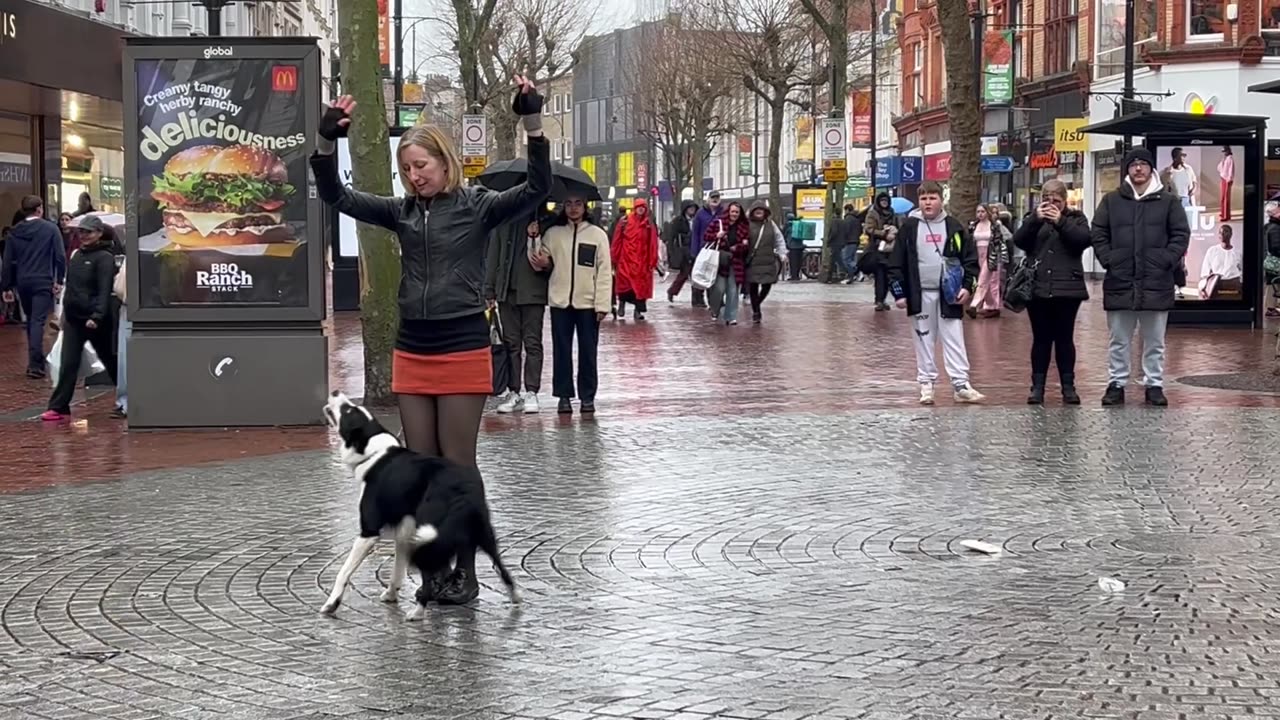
[537,194,612,416]
[112,257,128,419]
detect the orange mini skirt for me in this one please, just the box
[392,347,493,396]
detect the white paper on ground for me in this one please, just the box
[959,540,1002,555]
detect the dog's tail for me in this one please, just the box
[411,524,438,546]
[478,521,521,604]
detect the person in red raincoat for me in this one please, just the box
[611,198,660,321]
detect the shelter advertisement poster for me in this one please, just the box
[1159,143,1245,303]
[796,188,826,220]
[132,52,310,309]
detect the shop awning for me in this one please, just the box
[1080,110,1267,138]
[1248,78,1280,94]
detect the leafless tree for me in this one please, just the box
[629,11,737,203]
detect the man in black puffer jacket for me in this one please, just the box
[1091,146,1190,408]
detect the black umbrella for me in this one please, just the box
[477,158,603,202]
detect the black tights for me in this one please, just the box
[397,393,487,468]
[1026,298,1082,379]
[748,283,772,312]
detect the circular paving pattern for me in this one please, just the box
[5,407,1280,720]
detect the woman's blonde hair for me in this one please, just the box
[1041,179,1069,200]
[396,125,464,195]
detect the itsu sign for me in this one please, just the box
[196,262,254,293]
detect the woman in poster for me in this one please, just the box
[1218,147,1235,221]
[310,76,550,605]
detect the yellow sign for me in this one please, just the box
[823,159,847,170]
[463,156,487,167]
[796,116,814,160]
[1054,118,1088,153]
[823,168,848,184]
[796,188,826,219]
[463,164,485,178]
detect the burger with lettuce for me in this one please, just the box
[151,144,295,247]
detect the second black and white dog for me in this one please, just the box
[320,392,520,619]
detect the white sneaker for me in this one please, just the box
[496,392,522,414]
[954,384,985,403]
[919,383,935,405]
[522,392,540,414]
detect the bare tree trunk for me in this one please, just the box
[489,109,519,160]
[338,0,399,404]
[936,0,980,227]
[768,93,785,218]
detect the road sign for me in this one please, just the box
[822,159,847,170]
[823,167,848,184]
[461,114,487,157]
[980,155,1015,173]
[820,117,846,162]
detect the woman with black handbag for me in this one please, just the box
[1010,179,1091,405]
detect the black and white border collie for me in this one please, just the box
[320,392,520,620]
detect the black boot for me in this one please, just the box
[1027,374,1046,405]
[414,569,451,605]
[1101,383,1125,407]
[1145,386,1168,407]
[1061,374,1081,405]
[436,568,479,605]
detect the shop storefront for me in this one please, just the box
[0,0,128,224]
[1019,90,1086,215]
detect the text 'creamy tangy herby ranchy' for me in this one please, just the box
[133,52,311,308]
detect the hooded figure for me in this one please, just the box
[611,198,660,319]
[859,192,899,308]
[663,200,701,302]
[744,202,787,322]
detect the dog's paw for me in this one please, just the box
[320,597,342,615]
[379,587,399,604]
[404,604,426,622]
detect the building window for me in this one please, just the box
[1187,0,1225,39]
[617,151,635,186]
[907,43,923,112]
[564,92,572,111]
[1044,0,1078,75]
[553,94,563,114]
[552,142,562,161]
[562,139,573,161]
[1094,0,1156,79]
[579,155,596,181]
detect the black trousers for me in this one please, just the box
[498,301,545,393]
[872,264,889,304]
[1026,298,1083,379]
[787,248,804,280]
[550,307,599,402]
[49,317,117,413]
[17,284,54,372]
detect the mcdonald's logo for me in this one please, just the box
[272,65,297,93]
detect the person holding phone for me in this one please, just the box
[310,76,550,605]
[1012,179,1091,405]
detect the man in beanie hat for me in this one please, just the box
[1090,145,1190,407]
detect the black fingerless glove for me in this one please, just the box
[511,88,544,116]
[318,106,350,142]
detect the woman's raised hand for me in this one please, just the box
[511,75,543,116]
[319,95,357,141]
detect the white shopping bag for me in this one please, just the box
[690,247,721,290]
[46,329,106,387]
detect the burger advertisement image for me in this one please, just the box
[131,45,315,310]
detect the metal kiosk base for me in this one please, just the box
[127,325,329,428]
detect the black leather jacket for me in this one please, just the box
[311,137,551,320]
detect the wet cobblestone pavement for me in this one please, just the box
[4,282,1280,719]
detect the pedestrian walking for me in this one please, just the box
[486,212,552,414]
[860,192,898,310]
[664,200,699,301]
[782,211,804,281]
[968,203,1011,319]
[1011,179,1091,405]
[826,203,861,283]
[541,195,612,416]
[112,254,129,419]
[703,201,750,325]
[1091,146,1190,407]
[611,198,660,321]
[1265,201,1280,317]
[887,181,984,405]
[1,195,66,380]
[689,191,724,308]
[745,202,786,324]
[311,77,549,605]
[42,215,117,422]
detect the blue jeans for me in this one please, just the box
[116,308,130,412]
[16,284,54,372]
[712,273,740,322]
[839,245,859,277]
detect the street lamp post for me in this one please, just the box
[1121,0,1136,149]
